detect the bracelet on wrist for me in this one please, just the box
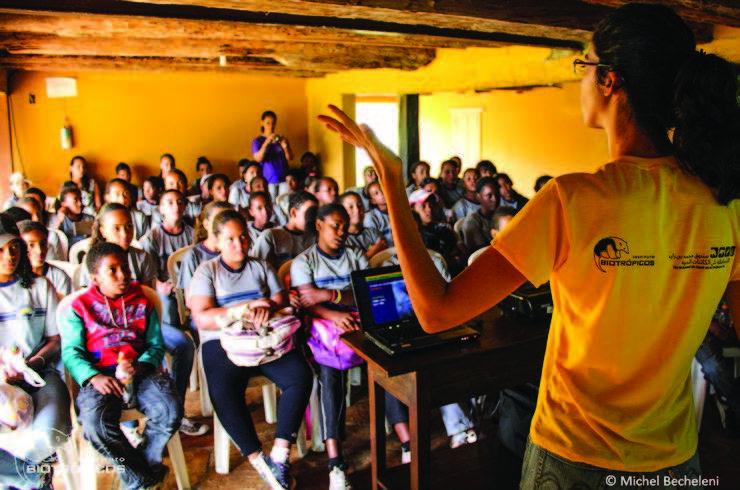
[333,289,343,304]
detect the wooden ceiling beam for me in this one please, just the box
[0,0,589,49]
[0,12,507,50]
[0,54,327,77]
[583,0,740,28]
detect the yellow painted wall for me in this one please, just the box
[9,71,308,196]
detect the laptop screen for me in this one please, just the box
[363,270,417,326]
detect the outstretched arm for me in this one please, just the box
[318,105,526,332]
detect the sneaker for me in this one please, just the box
[251,452,295,490]
[450,429,478,449]
[179,417,209,436]
[401,447,411,464]
[121,423,144,448]
[329,465,352,490]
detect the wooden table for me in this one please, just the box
[342,311,549,490]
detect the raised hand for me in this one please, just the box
[317,105,404,186]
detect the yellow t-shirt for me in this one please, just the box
[492,156,740,471]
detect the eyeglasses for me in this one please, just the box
[573,59,612,76]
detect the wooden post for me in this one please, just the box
[0,70,12,205]
[399,94,419,182]
[341,93,356,191]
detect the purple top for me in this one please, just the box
[252,136,289,184]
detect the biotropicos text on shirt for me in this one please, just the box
[593,236,655,273]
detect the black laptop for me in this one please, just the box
[351,265,480,355]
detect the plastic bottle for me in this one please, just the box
[115,352,135,407]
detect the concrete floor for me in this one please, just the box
[53,370,740,490]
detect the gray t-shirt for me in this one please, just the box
[137,200,158,217]
[251,227,316,271]
[79,246,158,288]
[44,263,71,297]
[177,242,219,291]
[131,209,151,241]
[458,211,494,252]
[345,227,383,253]
[291,244,369,291]
[0,276,58,358]
[451,197,480,223]
[139,224,195,282]
[228,181,250,209]
[247,222,274,256]
[363,208,393,246]
[189,257,284,343]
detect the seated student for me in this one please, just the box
[161,169,201,226]
[252,191,318,271]
[475,159,497,179]
[496,172,529,210]
[23,188,53,227]
[252,176,287,226]
[189,210,313,490]
[137,176,162,217]
[52,185,94,247]
[178,201,232,295]
[78,203,157,290]
[3,172,30,210]
[437,159,464,209]
[491,205,517,238]
[246,191,277,253]
[300,151,321,189]
[155,153,176,190]
[115,162,140,202]
[60,242,181,490]
[189,157,212,197]
[204,173,231,204]
[419,176,450,223]
[105,178,151,240]
[340,191,387,259]
[363,181,393,246]
[451,168,481,223]
[285,167,305,194]
[291,204,411,488]
[138,190,206,437]
[69,156,102,215]
[0,215,70,490]
[19,220,71,298]
[457,177,501,252]
[346,166,377,211]
[410,189,467,275]
[315,176,339,206]
[17,195,65,261]
[229,159,263,210]
[406,161,431,198]
[534,174,553,193]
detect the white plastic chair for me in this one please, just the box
[69,236,93,265]
[58,286,191,490]
[47,228,69,262]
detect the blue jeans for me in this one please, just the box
[160,323,195,405]
[440,401,476,436]
[75,371,182,490]
[0,369,72,490]
[520,438,703,489]
[201,341,313,456]
[317,364,408,441]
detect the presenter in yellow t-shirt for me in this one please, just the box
[319,3,740,488]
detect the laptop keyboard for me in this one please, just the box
[373,323,427,344]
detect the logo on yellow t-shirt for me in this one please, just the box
[594,237,656,272]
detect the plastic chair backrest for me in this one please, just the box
[69,237,93,265]
[47,259,78,281]
[467,247,487,266]
[453,218,464,235]
[368,247,396,269]
[167,245,195,326]
[50,229,69,261]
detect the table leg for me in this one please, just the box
[369,367,387,490]
[409,371,431,490]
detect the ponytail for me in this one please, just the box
[672,51,740,205]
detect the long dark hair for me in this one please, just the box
[91,203,130,248]
[592,3,740,205]
[0,214,34,288]
[70,155,91,190]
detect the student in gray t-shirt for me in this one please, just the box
[188,210,312,487]
[251,190,318,271]
[18,220,72,297]
[104,178,151,240]
[245,191,276,256]
[457,177,501,252]
[291,204,409,487]
[363,182,393,246]
[339,191,388,259]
